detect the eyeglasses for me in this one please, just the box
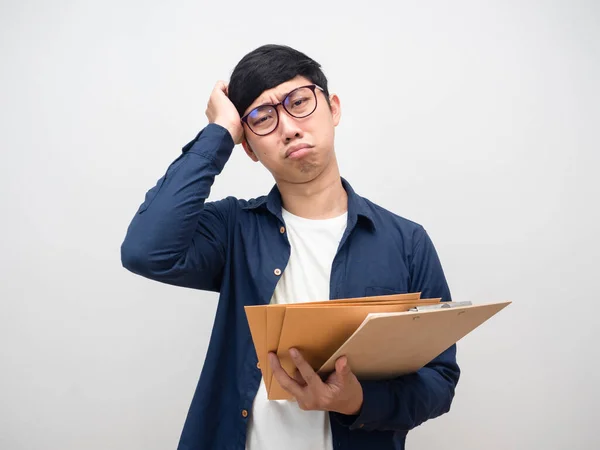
[241,84,324,136]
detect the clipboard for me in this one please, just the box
[245,293,510,401]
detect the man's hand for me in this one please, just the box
[205,81,244,145]
[269,348,364,416]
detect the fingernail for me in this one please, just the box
[289,348,298,358]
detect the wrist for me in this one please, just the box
[348,395,363,416]
[337,388,363,416]
[212,119,240,143]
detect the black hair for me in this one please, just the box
[228,44,330,117]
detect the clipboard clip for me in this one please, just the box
[409,301,472,312]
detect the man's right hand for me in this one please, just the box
[205,81,244,145]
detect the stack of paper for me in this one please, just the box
[244,292,510,400]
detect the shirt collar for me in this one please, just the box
[242,177,376,231]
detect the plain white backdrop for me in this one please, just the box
[1,1,598,449]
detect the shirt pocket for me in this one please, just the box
[364,286,409,297]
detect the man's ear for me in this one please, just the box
[242,139,259,162]
[329,94,342,127]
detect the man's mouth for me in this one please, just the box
[285,144,313,159]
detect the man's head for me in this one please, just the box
[228,44,341,185]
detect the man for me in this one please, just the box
[121,44,460,450]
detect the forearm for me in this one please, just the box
[121,124,234,283]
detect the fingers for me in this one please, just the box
[215,80,227,93]
[269,352,304,399]
[293,370,308,386]
[269,352,360,413]
[205,80,243,144]
[289,348,321,387]
[211,81,228,100]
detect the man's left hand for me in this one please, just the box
[268,348,363,416]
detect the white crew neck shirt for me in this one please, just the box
[245,207,348,450]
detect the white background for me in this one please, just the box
[1,1,598,449]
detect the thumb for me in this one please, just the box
[335,356,352,378]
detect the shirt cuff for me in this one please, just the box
[181,123,235,172]
[331,379,393,431]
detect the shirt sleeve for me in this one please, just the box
[332,226,461,431]
[120,123,236,292]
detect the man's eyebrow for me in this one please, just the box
[253,88,294,109]
[254,100,271,108]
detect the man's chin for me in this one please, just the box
[275,167,322,185]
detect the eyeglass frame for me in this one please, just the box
[240,84,325,136]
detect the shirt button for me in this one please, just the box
[274,268,282,276]
[256,362,261,369]
[280,226,285,234]
[241,409,248,418]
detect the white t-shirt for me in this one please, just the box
[245,207,348,450]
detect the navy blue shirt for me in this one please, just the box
[121,123,460,450]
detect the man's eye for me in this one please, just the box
[252,115,274,126]
[291,97,308,107]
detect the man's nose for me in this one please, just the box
[278,109,303,141]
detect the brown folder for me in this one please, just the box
[245,292,427,393]
[271,301,441,400]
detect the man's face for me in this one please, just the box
[241,75,341,184]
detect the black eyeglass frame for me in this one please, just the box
[240,84,325,136]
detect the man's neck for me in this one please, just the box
[277,160,348,220]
